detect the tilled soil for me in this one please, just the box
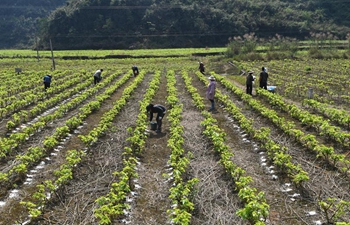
[0,65,349,225]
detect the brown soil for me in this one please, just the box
[0,63,349,225]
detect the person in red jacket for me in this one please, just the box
[146,103,166,133]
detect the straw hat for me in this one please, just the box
[248,70,254,74]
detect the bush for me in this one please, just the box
[226,41,242,57]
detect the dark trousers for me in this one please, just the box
[156,113,164,131]
[44,82,50,90]
[209,99,215,110]
[246,84,253,95]
[260,82,267,90]
[94,76,100,85]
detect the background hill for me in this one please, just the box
[0,0,66,48]
[1,0,350,49]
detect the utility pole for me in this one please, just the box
[50,39,55,70]
[36,37,40,62]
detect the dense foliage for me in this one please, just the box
[1,0,350,49]
[0,0,66,48]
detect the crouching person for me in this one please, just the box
[146,103,166,133]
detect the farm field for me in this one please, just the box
[0,52,350,225]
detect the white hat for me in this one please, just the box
[208,75,215,80]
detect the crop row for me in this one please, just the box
[165,70,198,224]
[21,70,147,223]
[214,72,350,224]
[6,70,95,131]
[0,70,77,117]
[302,99,350,129]
[182,70,269,224]
[0,71,132,186]
[201,72,309,186]
[257,89,350,148]
[239,59,350,105]
[0,71,123,159]
[94,70,161,224]
[256,88,350,174]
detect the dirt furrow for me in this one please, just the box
[189,72,325,224]
[176,72,246,225]
[0,72,145,224]
[32,73,153,225]
[128,70,172,225]
[220,78,350,212]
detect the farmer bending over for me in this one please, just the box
[146,103,166,133]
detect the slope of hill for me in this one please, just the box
[0,0,66,48]
[1,0,350,49]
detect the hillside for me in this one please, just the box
[1,0,350,49]
[0,0,66,49]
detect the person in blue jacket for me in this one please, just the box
[146,103,166,133]
[43,74,52,90]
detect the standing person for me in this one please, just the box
[246,71,255,95]
[199,62,205,75]
[259,67,268,90]
[146,103,166,133]
[93,69,103,85]
[132,65,139,77]
[43,74,52,91]
[206,75,216,112]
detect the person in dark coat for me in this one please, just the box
[199,62,205,75]
[93,69,103,85]
[246,71,255,95]
[259,67,268,90]
[146,103,166,133]
[43,74,52,90]
[132,65,139,77]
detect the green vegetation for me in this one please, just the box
[0,0,66,48]
[1,49,350,224]
[2,0,350,49]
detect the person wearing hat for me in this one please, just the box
[259,67,268,90]
[206,75,216,112]
[199,62,205,75]
[246,71,255,95]
[93,69,103,85]
[146,103,166,133]
[43,74,52,91]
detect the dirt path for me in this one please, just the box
[176,72,246,225]
[128,70,172,225]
